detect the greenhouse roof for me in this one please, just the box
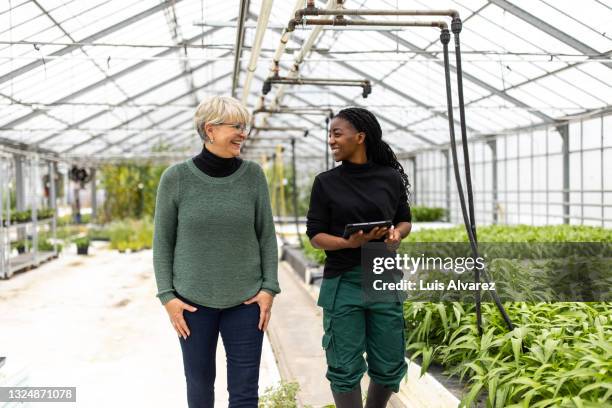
[0,0,611,160]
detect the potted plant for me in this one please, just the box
[11,240,27,254]
[74,237,90,255]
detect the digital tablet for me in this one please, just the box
[342,220,392,239]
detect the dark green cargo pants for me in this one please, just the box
[317,266,407,393]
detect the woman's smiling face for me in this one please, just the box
[328,116,365,162]
[204,122,249,158]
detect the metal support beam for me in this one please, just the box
[232,0,250,97]
[410,156,417,205]
[486,138,498,224]
[1,24,224,131]
[61,72,232,153]
[489,0,612,71]
[48,161,58,254]
[366,19,554,124]
[90,168,97,222]
[557,123,570,224]
[14,155,25,213]
[0,0,186,87]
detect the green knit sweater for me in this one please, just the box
[153,159,280,308]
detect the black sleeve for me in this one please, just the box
[306,176,330,239]
[393,174,412,224]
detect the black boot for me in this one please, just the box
[364,381,393,408]
[331,385,363,408]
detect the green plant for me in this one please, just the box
[73,237,90,249]
[37,208,55,220]
[99,163,167,222]
[301,235,326,265]
[405,302,612,407]
[10,240,27,252]
[411,206,446,222]
[258,382,300,408]
[10,210,31,224]
[401,225,612,407]
[108,218,153,252]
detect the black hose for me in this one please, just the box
[441,28,514,333]
[451,18,482,334]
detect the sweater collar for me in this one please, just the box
[341,160,374,173]
[193,145,240,176]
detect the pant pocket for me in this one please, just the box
[317,276,341,310]
[322,313,339,368]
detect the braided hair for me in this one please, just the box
[335,107,411,202]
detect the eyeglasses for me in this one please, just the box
[213,123,250,134]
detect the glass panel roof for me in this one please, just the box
[0,0,610,158]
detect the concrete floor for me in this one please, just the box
[0,243,280,408]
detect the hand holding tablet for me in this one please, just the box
[342,220,393,239]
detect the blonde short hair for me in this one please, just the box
[193,96,251,141]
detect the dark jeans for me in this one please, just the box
[176,293,263,408]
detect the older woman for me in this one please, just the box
[153,95,280,408]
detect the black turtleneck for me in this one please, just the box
[192,145,242,177]
[306,160,411,278]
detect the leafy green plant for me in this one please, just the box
[37,239,62,252]
[37,208,55,220]
[73,237,90,249]
[10,210,31,224]
[108,218,153,252]
[411,206,446,222]
[301,235,326,265]
[10,240,27,253]
[258,382,300,408]
[99,163,167,222]
[405,302,612,407]
[401,225,612,407]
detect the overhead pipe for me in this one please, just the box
[288,17,448,32]
[257,0,339,117]
[231,0,250,98]
[262,76,371,98]
[284,5,513,334]
[240,0,274,104]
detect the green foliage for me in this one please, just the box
[301,235,326,265]
[258,382,300,408]
[411,206,446,222]
[264,161,313,217]
[73,237,90,248]
[402,225,612,407]
[10,240,27,251]
[403,224,612,244]
[10,210,31,224]
[99,163,167,222]
[108,218,153,252]
[37,239,62,253]
[405,302,612,407]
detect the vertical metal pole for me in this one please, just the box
[0,157,5,279]
[411,156,417,206]
[31,155,38,264]
[580,120,584,225]
[291,138,302,248]
[530,129,534,226]
[487,138,498,224]
[558,124,570,225]
[325,116,330,170]
[90,168,97,222]
[546,127,549,224]
[49,161,58,255]
[14,154,26,243]
[601,115,605,227]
